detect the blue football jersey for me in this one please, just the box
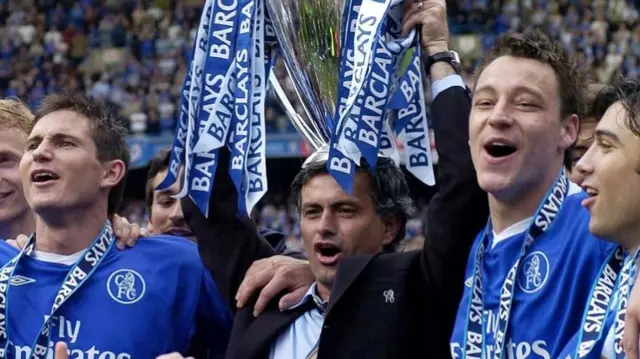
[558,257,638,359]
[450,183,617,358]
[0,235,232,359]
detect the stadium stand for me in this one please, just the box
[3,0,638,245]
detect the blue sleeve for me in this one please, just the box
[192,268,234,357]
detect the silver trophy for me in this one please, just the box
[266,0,345,152]
[266,0,420,171]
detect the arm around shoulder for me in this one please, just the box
[182,146,276,309]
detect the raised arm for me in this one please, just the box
[406,0,488,341]
[182,146,276,310]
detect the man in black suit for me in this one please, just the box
[160,1,487,358]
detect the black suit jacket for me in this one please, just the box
[182,85,488,359]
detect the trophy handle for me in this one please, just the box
[269,72,326,151]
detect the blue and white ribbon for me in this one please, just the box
[188,0,241,216]
[155,70,191,192]
[245,0,268,215]
[328,0,428,194]
[229,0,255,215]
[612,251,640,359]
[0,222,115,359]
[390,42,435,185]
[326,0,363,194]
[157,0,213,206]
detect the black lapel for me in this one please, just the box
[235,307,308,359]
[325,252,379,314]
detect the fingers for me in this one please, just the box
[236,259,274,308]
[401,1,424,36]
[253,274,290,317]
[112,215,145,250]
[113,215,132,250]
[55,342,68,359]
[279,286,309,312]
[16,234,29,249]
[625,310,640,359]
[6,234,29,250]
[128,224,141,246]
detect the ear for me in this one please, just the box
[380,215,401,247]
[100,159,126,191]
[560,114,580,151]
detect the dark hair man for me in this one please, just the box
[235,16,623,359]
[572,78,640,358]
[447,30,621,359]
[1,92,232,358]
[160,0,489,358]
[145,148,196,241]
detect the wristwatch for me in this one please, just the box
[424,50,462,74]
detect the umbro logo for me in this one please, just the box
[10,275,36,286]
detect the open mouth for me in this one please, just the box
[31,170,60,184]
[166,227,194,238]
[584,187,598,197]
[581,186,599,209]
[484,142,517,158]
[314,242,343,266]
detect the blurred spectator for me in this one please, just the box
[448,0,640,86]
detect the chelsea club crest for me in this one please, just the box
[107,269,146,304]
[518,251,550,294]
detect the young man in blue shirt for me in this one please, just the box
[2,92,232,359]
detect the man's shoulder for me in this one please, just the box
[0,240,20,263]
[343,251,421,277]
[123,235,202,268]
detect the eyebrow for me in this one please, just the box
[474,84,545,101]
[594,129,622,144]
[26,133,83,145]
[300,200,360,209]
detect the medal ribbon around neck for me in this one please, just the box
[0,221,115,359]
[462,169,570,359]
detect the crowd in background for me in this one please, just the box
[2,0,638,245]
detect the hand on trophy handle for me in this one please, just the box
[402,0,449,56]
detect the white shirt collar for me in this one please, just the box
[286,282,328,312]
[30,250,85,266]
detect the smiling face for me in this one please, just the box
[299,172,397,298]
[148,167,195,241]
[20,110,123,217]
[470,55,578,204]
[0,127,29,226]
[576,101,640,246]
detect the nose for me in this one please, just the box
[32,141,53,163]
[316,210,337,238]
[168,200,185,223]
[486,100,514,129]
[575,146,595,181]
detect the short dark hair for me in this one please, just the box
[477,30,588,169]
[290,158,414,252]
[584,83,607,120]
[34,92,130,216]
[592,78,640,139]
[145,148,171,215]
